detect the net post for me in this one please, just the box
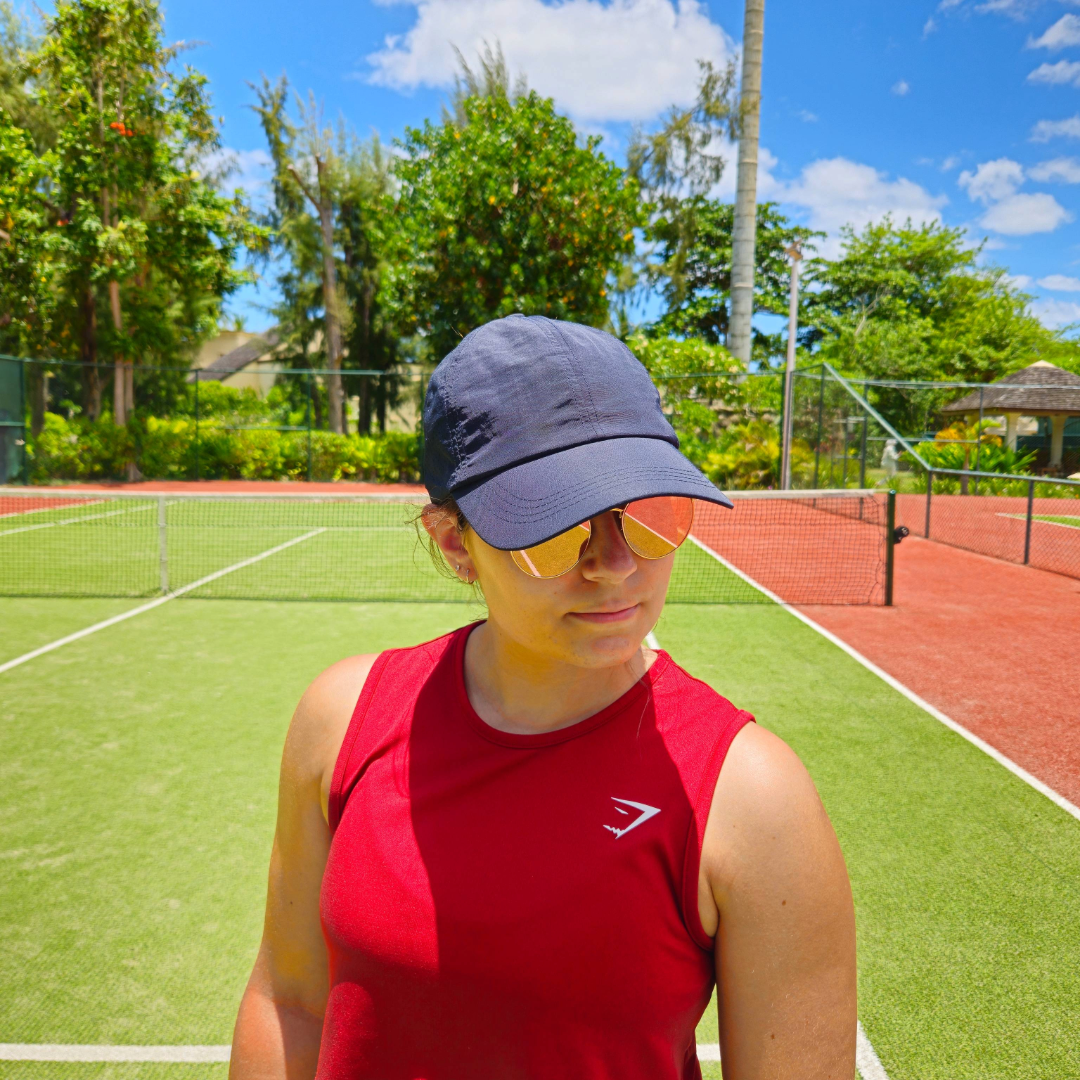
[925,469,932,539]
[1024,479,1035,564]
[859,407,868,490]
[885,490,896,607]
[158,495,169,594]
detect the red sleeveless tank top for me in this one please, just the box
[318,624,754,1080]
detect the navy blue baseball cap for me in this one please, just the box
[422,315,733,550]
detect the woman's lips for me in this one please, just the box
[568,604,640,624]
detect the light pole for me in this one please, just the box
[780,241,802,490]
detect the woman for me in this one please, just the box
[230,315,856,1079]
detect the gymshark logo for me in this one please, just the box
[603,798,661,839]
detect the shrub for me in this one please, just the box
[27,414,422,484]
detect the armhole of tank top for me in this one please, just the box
[327,649,395,833]
[680,707,756,953]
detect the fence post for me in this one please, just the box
[859,410,868,489]
[158,495,169,594]
[813,366,825,488]
[974,386,984,496]
[1024,478,1035,565]
[925,470,933,539]
[885,490,897,607]
[306,373,313,483]
[194,374,200,481]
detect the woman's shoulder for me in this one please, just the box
[282,654,381,823]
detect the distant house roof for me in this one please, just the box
[942,361,1080,416]
[193,327,280,382]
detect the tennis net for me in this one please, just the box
[0,487,892,605]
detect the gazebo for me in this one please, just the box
[941,361,1080,471]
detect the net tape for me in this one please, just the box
[0,488,889,606]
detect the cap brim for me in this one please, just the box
[454,436,734,550]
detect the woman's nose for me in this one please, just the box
[579,511,637,583]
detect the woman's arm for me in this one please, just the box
[699,724,857,1080]
[229,655,377,1080]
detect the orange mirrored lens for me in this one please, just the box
[620,497,694,559]
[511,521,592,578]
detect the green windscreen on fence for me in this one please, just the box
[0,359,24,485]
[0,488,889,605]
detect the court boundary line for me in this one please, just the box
[685,535,1080,824]
[0,528,326,676]
[0,502,153,536]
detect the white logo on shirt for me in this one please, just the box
[603,798,661,839]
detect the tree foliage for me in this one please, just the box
[803,218,1078,382]
[647,198,820,360]
[389,90,642,360]
[252,73,399,433]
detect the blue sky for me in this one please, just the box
[145,0,1080,330]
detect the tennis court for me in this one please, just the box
[2,486,1079,1079]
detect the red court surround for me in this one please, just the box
[801,537,1080,808]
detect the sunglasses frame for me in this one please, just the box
[510,497,695,580]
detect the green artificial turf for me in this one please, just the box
[1032,514,1080,528]
[2,594,1078,1079]
[655,604,1080,1080]
[0,598,140,666]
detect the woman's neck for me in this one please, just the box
[463,621,656,735]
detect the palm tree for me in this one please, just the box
[729,0,765,365]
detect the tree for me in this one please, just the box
[253,75,397,434]
[804,218,1067,382]
[28,0,259,427]
[625,60,737,328]
[647,198,819,362]
[389,89,642,360]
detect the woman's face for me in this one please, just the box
[427,508,673,669]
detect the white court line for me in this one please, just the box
[0,528,326,676]
[0,503,153,536]
[685,534,1080,824]
[653,621,893,1080]
[0,1044,231,1062]
[856,1022,891,1080]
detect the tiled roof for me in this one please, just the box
[193,328,280,381]
[942,362,1080,415]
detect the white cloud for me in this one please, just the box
[797,109,818,123]
[923,17,938,36]
[1038,272,1080,290]
[1008,274,1034,289]
[959,158,1024,203]
[942,155,962,171]
[980,192,1072,233]
[1032,114,1080,140]
[777,158,946,255]
[1028,59,1080,86]
[892,79,910,96]
[365,0,735,123]
[1032,297,1080,327]
[709,144,781,200]
[1029,155,1080,181]
[1029,14,1080,50]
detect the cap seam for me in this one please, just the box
[545,318,603,439]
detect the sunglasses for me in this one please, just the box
[510,496,695,579]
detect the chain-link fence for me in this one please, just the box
[787,363,1080,580]
[6,355,428,484]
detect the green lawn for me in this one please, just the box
[1033,514,1080,528]
[1,595,1077,1078]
